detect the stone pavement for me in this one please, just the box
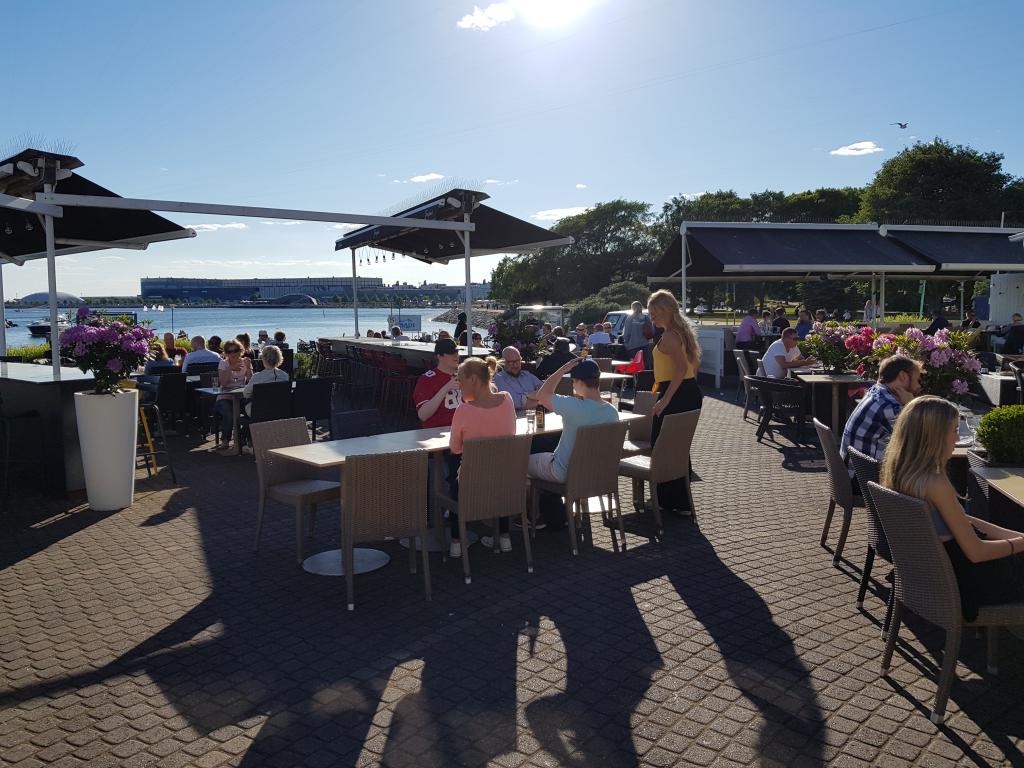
[1,393,1022,767]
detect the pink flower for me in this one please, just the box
[856,363,865,376]
[951,379,969,395]
[929,348,952,367]
[106,358,123,373]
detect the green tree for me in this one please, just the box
[856,139,1012,224]
[783,187,862,222]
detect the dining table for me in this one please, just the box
[972,466,1024,510]
[269,410,643,576]
[793,371,867,434]
[195,386,247,455]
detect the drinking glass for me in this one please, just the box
[525,409,536,432]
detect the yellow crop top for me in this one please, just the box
[652,332,697,383]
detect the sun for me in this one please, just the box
[512,0,594,28]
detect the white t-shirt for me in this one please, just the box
[762,338,800,378]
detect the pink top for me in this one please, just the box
[449,392,516,455]
[735,315,763,343]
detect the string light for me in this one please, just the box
[24,219,33,232]
[2,222,11,236]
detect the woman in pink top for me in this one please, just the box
[445,356,517,556]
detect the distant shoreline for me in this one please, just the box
[4,302,458,311]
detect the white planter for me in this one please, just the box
[74,389,139,511]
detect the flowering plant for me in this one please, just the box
[59,308,156,394]
[855,326,980,399]
[798,321,860,372]
[488,315,541,361]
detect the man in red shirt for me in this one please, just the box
[413,338,463,428]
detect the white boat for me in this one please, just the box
[28,313,70,337]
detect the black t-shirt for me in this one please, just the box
[923,316,950,336]
[772,317,791,331]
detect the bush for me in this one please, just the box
[5,344,52,362]
[976,405,1024,465]
[569,280,649,327]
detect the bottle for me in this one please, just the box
[535,405,545,430]
[581,344,589,358]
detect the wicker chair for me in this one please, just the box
[745,375,807,442]
[250,418,340,564]
[1010,361,1024,405]
[621,391,658,457]
[342,449,431,610]
[733,351,757,421]
[530,421,630,555]
[848,448,896,636]
[868,482,1024,724]
[813,418,863,564]
[433,434,534,584]
[619,410,700,536]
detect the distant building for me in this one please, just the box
[140,277,489,303]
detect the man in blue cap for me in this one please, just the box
[528,357,618,483]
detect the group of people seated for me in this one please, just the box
[413,290,703,558]
[837,354,1024,620]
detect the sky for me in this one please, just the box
[3,0,1023,297]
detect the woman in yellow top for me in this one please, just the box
[647,289,702,512]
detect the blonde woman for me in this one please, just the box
[647,289,702,513]
[881,396,1024,621]
[445,356,516,556]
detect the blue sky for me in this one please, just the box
[4,0,1023,297]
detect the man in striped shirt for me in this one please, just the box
[840,356,923,464]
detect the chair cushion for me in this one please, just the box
[621,440,651,457]
[268,479,340,505]
[618,455,652,479]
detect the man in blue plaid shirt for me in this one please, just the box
[840,356,923,464]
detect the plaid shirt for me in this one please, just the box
[839,383,902,462]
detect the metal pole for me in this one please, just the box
[44,181,60,376]
[463,213,472,355]
[679,225,688,314]
[959,280,965,320]
[0,263,6,356]
[879,274,886,328]
[350,248,360,337]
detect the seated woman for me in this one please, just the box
[445,356,517,557]
[138,342,177,399]
[212,340,253,451]
[243,345,289,416]
[881,396,1024,621]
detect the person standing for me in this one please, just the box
[648,290,703,513]
[454,312,468,343]
[413,338,463,428]
[621,301,654,369]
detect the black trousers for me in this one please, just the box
[652,379,703,510]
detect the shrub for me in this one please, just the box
[4,343,51,362]
[976,405,1024,465]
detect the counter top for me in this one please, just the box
[0,362,94,384]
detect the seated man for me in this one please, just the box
[528,358,618,484]
[923,308,950,336]
[391,325,410,341]
[840,355,923,462]
[762,327,815,378]
[493,346,542,410]
[1002,313,1024,355]
[735,308,762,350]
[182,335,221,373]
[960,310,981,330]
[536,338,577,379]
[587,324,611,346]
[412,338,463,428]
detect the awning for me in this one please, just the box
[880,226,1024,273]
[334,188,573,259]
[650,224,933,282]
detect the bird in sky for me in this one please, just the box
[890,122,909,129]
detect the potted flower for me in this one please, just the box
[972,405,1024,467]
[59,309,155,511]
[798,321,860,373]
[852,326,980,399]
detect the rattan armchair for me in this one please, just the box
[848,448,896,637]
[746,375,807,442]
[530,421,630,555]
[619,410,700,536]
[621,390,658,457]
[433,434,534,583]
[868,482,1024,724]
[813,418,863,564]
[342,449,431,610]
[250,418,340,564]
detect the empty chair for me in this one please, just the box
[619,410,700,536]
[733,350,757,420]
[869,481,1024,724]
[746,375,807,442]
[183,361,220,377]
[250,418,340,564]
[247,380,293,424]
[1011,361,1024,405]
[341,450,432,610]
[292,377,336,441]
[621,390,658,457]
[593,357,613,373]
[530,421,630,555]
[848,447,895,636]
[154,372,190,431]
[432,434,534,583]
[813,418,863,565]
[281,348,295,378]
[330,408,385,440]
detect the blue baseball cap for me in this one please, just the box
[570,358,601,380]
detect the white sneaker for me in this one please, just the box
[448,541,462,558]
[481,534,512,553]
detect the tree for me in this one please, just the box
[783,187,862,222]
[569,281,651,326]
[856,139,1012,224]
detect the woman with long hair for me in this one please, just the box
[881,396,1024,620]
[445,356,517,556]
[647,289,702,513]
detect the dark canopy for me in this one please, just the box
[881,227,1024,273]
[0,149,194,265]
[651,225,933,282]
[335,188,572,262]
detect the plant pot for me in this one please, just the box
[966,448,1024,469]
[74,389,139,511]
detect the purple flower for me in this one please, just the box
[929,348,952,367]
[905,327,925,343]
[934,328,950,343]
[106,358,123,373]
[951,379,969,395]
[76,307,90,320]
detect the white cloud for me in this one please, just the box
[186,222,248,232]
[409,172,445,183]
[532,206,588,222]
[483,178,519,186]
[575,183,587,189]
[159,167,169,172]
[909,135,918,140]
[456,3,515,31]
[830,140,884,157]
[680,192,706,201]
[281,220,302,226]
[376,173,386,177]
[483,179,501,184]
[96,255,126,262]
[330,223,361,231]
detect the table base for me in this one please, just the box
[399,528,478,552]
[302,548,391,576]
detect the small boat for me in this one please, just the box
[156,304,165,312]
[4,320,16,328]
[28,313,70,337]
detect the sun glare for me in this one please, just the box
[512,0,593,28]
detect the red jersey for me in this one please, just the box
[413,368,463,428]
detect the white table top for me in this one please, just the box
[270,411,642,469]
[793,372,866,385]
[972,466,1024,508]
[562,371,632,382]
